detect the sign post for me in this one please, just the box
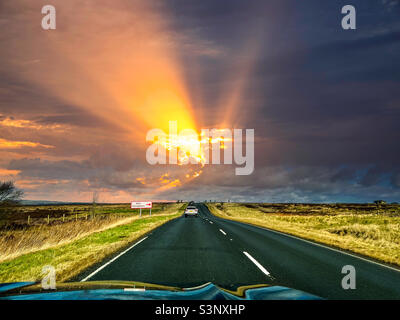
[131,201,153,217]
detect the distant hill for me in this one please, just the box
[19,200,134,206]
[20,200,89,205]
[19,200,174,205]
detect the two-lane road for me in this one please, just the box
[77,204,400,299]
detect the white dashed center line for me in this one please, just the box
[243,251,271,277]
[219,229,226,235]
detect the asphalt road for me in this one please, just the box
[77,204,400,299]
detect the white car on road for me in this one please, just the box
[184,206,199,218]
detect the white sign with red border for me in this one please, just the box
[131,201,152,209]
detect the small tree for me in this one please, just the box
[0,181,23,205]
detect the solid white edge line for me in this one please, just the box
[234,220,400,273]
[81,236,148,282]
[243,251,271,276]
[219,229,227,235]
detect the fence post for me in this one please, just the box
[75,213,77,221]
[27,215,30,225]
[47,215,50,224]
[62,214,65,222]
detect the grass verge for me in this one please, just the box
[206,203,400,267]
[0,203,181,262]
[0,208,183,283]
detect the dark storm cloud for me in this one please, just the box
[158,165,400,203]
[7,157,148,193]
[7,152,147,183]
[161,0,400,201]
[8,158,94,180]
[0,73,120,130]
[34,112,118,129]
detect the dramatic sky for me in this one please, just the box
[0,0,399,203]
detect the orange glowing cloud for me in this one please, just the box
[0,116,62,130]
[0,138,54,150]
[0,169,20,176]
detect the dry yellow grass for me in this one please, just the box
[0,204,184,282]
[0,203,182,263]
[1,216,136,263]
[207,203,400,266]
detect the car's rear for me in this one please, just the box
[184,206,199,218]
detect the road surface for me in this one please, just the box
[77,204,400,299]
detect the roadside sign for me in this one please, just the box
[131,201,152,209]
